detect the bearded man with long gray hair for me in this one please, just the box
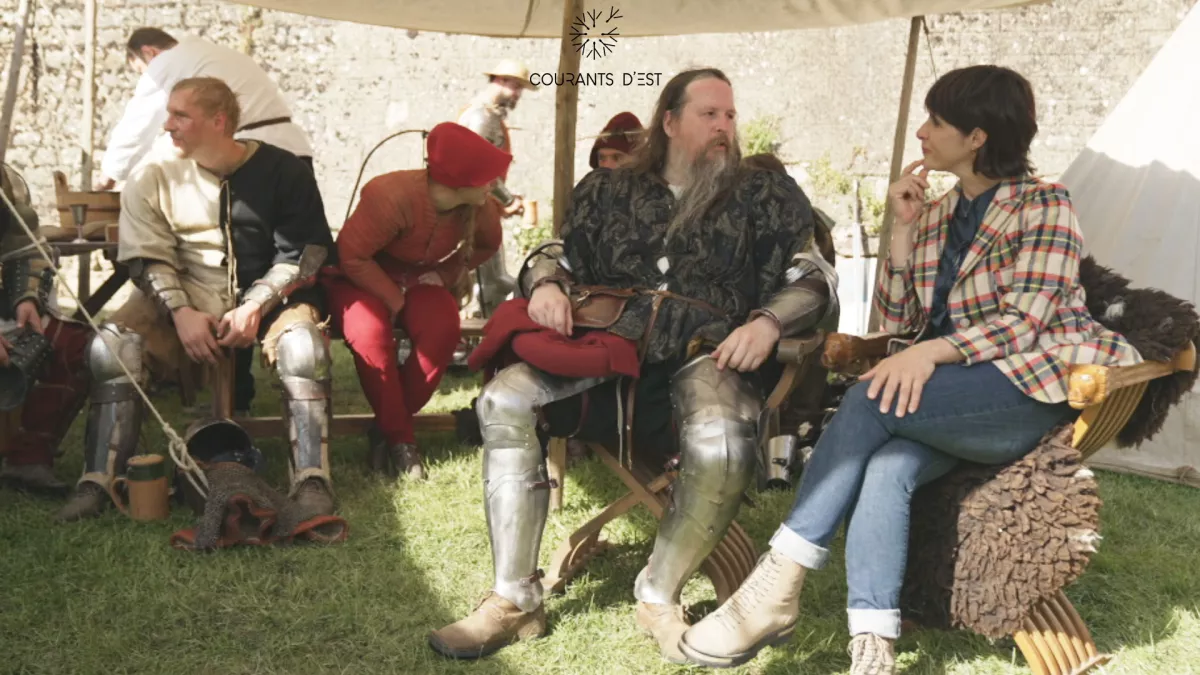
[428,68,834,662]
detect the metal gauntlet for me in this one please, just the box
[752,249,839,337]
[516,240,573,299]
[130,262,191,313]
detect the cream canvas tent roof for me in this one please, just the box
[229,0,1038,37]
[214,0,1040,231]
[1061,2,1200,488]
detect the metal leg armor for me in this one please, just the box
[477,362,613,612]
[80,324,146,489]
[273,320,333,494]
[476,252,516,318]
[634,355,762,605]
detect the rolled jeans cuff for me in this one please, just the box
[848,608,902,640]
[769,524,829,570]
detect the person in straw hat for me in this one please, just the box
[456,59,536,320]
[458,59,537,218]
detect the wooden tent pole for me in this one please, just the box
[552,0,583,236]
[0,0,35,167]
[868,15,923,332]
[80,0,97,189]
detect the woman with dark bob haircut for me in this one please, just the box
[676,65,1142,673]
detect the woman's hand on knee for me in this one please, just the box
[859,347,936,417]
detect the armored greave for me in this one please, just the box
[477,363,613,612]
[274,321,333,494]
[80,325,146,489]
[634,355,761,605]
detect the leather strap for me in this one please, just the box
[643,289,728,319]
[238,116,292,132]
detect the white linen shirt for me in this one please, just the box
[100,36,314,181]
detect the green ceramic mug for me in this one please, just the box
[111,454,170,521]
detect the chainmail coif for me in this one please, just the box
[170,462,347,550]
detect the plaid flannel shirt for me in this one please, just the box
[875,177,1142,404]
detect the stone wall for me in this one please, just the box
[1,0,1195,236]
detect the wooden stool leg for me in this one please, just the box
[211,352,234,419]
[700,521,759,604]
[1012,591,1110,674]
[543,469,675,595]
[547,437,567,511]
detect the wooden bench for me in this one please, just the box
[213,317,488,436]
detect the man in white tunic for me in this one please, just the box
[96,27,313,190]
[97,27,314,416]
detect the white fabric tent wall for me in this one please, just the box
[1061,2,1200,487]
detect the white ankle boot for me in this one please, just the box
[678,549,807,667]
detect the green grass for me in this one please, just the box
[3,342,1200,674]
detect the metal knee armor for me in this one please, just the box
[80,324,146,489]
[274,320,333,494]
[634,354,762,605]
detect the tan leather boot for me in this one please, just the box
[848,633,896,675]
[289,478,335,521]
[679,549,807,667]
[0,463,68,497]
[428,592,546,659]
[636,602,690,664]
[56,482,110,522]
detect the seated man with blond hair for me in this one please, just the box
[57,77,338,522]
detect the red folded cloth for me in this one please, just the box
[469,298,640,379]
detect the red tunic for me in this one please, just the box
[333,169,503,313]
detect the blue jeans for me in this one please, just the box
[769,362,1075,639]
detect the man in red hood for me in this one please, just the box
[589,112,644,170]
[324,122,512,481]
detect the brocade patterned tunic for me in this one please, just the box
[562,167,816,363]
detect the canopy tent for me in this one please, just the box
[1,0,1042,271]
[225,0,1037,37]
[1061,2,1200,488]
[210,0,1040,231]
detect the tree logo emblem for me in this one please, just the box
[571,7,622,59]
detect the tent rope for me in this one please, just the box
[0,188,209,498]
[921,17,939,80]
